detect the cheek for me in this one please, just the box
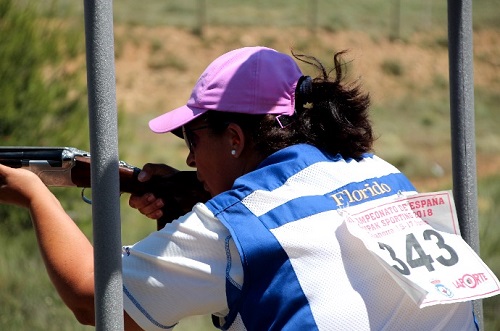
[196,135,236,194]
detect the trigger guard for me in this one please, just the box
[81,188,92,204]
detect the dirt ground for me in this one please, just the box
[110,25,500,190]
[112,26,498,113]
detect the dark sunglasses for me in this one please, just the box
[182,124,211,153]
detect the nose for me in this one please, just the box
[186,150,196,168]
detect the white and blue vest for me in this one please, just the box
[205,144,475,331]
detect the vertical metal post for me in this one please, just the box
[83,0,123,330]
[447,0,483,329]
[309,0,318,35]
[390,0,401,41]
[194,0,206,36]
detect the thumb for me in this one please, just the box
[138,163,179,182]
[137,169,152,182]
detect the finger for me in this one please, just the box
[129,194,164,216]
[137,169,152,183]
[137,163,159,182]
[129,193,156,209]
[0,163,16,177]
[139,163,179,181]
[138,198,164,217]
[0,166,46,207]
[146,209,163,220]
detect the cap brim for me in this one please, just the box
[148,105,208,134]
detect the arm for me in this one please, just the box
[0,164,142,329]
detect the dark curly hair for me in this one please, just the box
[204,50,373,160]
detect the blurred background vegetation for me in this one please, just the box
[0,0,499,329]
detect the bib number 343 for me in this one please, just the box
[379,229,458,276]
[344,191,500,307]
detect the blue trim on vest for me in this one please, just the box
[215,208,319,331]
[123,285,177,329]
[258,173,415,229]
[207,144,347,213]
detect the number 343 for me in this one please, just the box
[379,229,459,276]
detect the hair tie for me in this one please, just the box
[296,75,313,111]
[275,75,313,128]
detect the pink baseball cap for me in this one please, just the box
[149,46,303,133]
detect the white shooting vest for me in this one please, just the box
[206,144,476,331]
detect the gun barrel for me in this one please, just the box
[0,159,23,168]
[0,147,89,187]
[0,149,64,160]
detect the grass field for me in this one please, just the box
[2,0,499,330]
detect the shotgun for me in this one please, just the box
[0,146,210,230]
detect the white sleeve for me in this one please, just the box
[122,203,243,331]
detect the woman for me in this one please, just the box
[0,46,476,330]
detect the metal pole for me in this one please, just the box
[194,0,206,36]
[447,0,483,329]
[390,0,401,41]
[83,0,124,330]
[309,0,318,35]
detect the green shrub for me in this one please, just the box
[478,175,500,331]
[381,58,404,76]
[0,0,89,232]
[0,0,88,147]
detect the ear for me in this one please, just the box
[225,123,245,158]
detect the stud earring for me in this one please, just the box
[231,149,236,156]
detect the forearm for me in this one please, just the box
[0,165,142,329]
[29,184,143,329]
[28,184,96,323]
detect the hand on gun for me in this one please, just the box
[129,163,181,220]
[0,164,48,209]
[128,163,211,230]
